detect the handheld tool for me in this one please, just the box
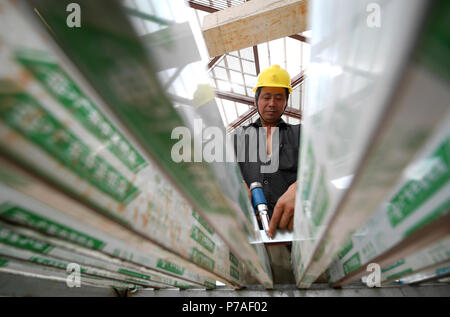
[249,182,293,244]
[250,182,271,237]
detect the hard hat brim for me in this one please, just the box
[253,84,293,94]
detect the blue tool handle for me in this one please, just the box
[250,186,267,209]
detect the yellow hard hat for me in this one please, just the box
[253,65,292,93]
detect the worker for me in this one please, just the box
[232,65,300,238]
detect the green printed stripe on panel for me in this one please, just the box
[156,259,185,276]
[0,258,8,267]
[230,265,240,280]
[80,273,103,281]
[29,256,67,270]
[403,198,450,238]
[387,268,414,281]
[0,227,54,254]
[302,140,315,201]
[312,169,329,227]
[118,268,151,281]
[337,238,354,260]
[415,0,450,84]
[189,247,215,271]
[15,48,148,173]
[0,204,106,250]
[387,138,450,228]
[174,281,190,289]
[125,278,149,285]
[190,225,215,253]
[191,210,214,235]
[382,259,406,273]
[343,252,361,275]
[229,252,239,267]
[0,93,140,205]
[204,280,216,289]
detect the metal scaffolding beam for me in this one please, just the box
[215,90,302,128]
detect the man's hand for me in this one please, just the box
[268,182,297,238]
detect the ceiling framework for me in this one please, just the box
[291,71,306,89]
[216,89,303,132]
[208,54,223,70]
[188,0,309,129]
[289,34,311,44]
[227,108,257,133]
[188,0,246,12]
[253,45,260,75]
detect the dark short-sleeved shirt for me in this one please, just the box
[232,118,300,218]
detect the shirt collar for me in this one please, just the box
[251,117,288,128]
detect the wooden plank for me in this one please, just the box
[202,0,308,57]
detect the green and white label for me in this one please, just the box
[337,238,353,260]
[0,93,140,205]
[302,140,315,201]
[192,210,214,235]
[189,247,215,271]
[0,204,106,250]
[387,138,449,228]
[29,256,72,271]
[381,259,405,273]
[343,252,361,275]
[404,198,450,237]
[174,281,190,289]
[117,268,151,281]
[190,225,215,253]
[0,227,54,254]
[230,265,240,280]
[203,280,216,289]
[125,278,150,285]
[156,259,185,276]
[15,48,147,173]
[0,258,8,267]
[311,169,329,227]
[229,252,239,267]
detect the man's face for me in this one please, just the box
[257,87,287,125]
